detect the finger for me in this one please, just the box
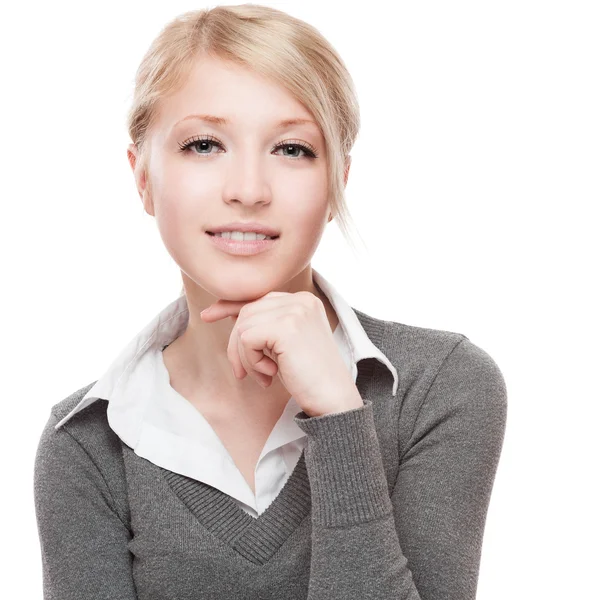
[201,291,291,323]
[226,313,271,381]
[254,357,278,376]
[238,324,278,382]
[233,309,287,381]
[200,301,246,322]
[237,327,279,388]
[254,371,273,388]
[227,320,247,380]
[228,324,276,384]
[234,339,273,388]
[237,330,267,387]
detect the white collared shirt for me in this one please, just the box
[55,269,398,518]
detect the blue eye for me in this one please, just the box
[177,135,318,159]
[273,141,317,159]
[178,135,224,157]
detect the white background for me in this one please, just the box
[1,1,598,597]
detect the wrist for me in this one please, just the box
[307,388,364,418]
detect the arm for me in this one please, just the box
[33,410,138,600]
[293,337,507,599]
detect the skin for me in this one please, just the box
[127,55,351,418]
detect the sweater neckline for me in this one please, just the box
[160,309,387,566]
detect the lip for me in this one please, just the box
[206,232,279,256]
[205,221,280,236]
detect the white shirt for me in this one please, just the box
[55,268,398,518]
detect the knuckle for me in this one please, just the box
[303,290,320,305]
[238,304,251,318]
[291,304,306,317]
[284,314,303,335]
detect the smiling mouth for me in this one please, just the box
[206,232,280,239]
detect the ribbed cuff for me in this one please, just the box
[293,400,393,528]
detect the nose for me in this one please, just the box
[222,151,272,207]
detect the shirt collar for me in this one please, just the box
[312,269,398,395]
[54,268,398,431]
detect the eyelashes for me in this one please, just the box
[177,134,319,160]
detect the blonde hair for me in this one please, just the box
[126,4,367,295]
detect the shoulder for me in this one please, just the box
[47,382,123,456]
[376,317,507,446]
[36,382,130,525]
[50,380,97,421]
[381,316,505,394]
[46,380,125,466]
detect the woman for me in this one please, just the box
[34,5,507,599]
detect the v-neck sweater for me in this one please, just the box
[48,269,400,520]
[34,308,508,600]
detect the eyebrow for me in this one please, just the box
[173,114,318,130]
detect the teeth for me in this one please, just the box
[214,231,275,240]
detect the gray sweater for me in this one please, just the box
[33,308,507,599]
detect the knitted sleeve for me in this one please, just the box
[293,337,507,600]
[33,410,138,600]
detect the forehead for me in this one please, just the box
[157,56,319,136]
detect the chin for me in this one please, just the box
[199,274,281,302]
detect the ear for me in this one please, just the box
[127,143,154,216]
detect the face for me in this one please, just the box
[128,55,342,304]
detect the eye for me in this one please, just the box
[178,135,224,156]
[272,140,318,160]
[177,135,319,160]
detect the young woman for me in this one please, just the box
[34,5,507,599]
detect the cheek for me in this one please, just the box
[282,195,329,242]
[152,161,214,228]
[275,168,329,226]
[277,200,329,266]
[153,187,211,256]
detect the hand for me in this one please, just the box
[199,290,364,417]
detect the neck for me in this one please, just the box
[162,266,338,406]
